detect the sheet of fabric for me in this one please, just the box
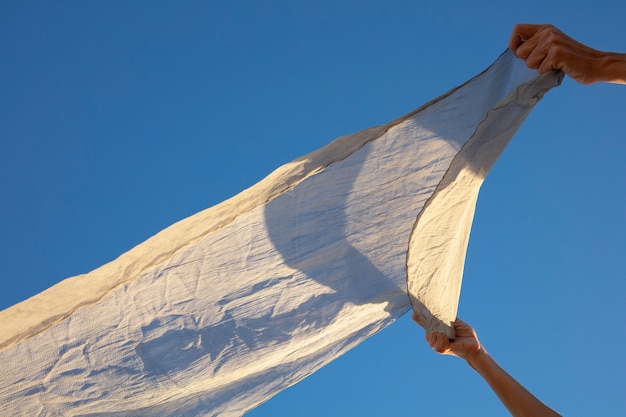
[0,50,561,416]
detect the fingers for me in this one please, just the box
[509,23,544,54]
[509,24,563,68]
[425,331,452,354]
[413,312,451,353]
[411,311,424,327]
[452,318,478,340]
[452,318,473,333]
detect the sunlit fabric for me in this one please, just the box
[0,50,561,416]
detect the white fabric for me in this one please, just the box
[0,50,561,416]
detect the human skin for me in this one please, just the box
[509,24,626,85]
[414,314,561,417]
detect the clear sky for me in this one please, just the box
[1,1,624,416]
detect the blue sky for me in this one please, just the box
[1,1,624,416]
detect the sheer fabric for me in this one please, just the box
[0,50,561,416]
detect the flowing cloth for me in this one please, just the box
[0,50,561,416]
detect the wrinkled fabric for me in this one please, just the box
[0,50,561,416]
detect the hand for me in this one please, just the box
[413,313,562,416]
[509,24,626,85]
[412,313,482,361]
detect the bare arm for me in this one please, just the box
[509,24,626,85]
[415,314,561,417]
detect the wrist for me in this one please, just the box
[464,345,489,370]
[597,52,626,84]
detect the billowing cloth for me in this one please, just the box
[0,50,561,416]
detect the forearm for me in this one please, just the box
[466,349,561,417]
[598,52,626,84]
